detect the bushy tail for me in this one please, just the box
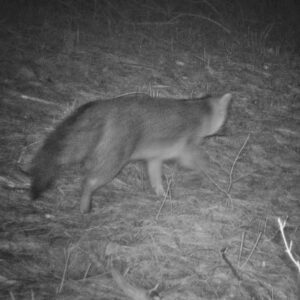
[30,102,99,199]
[207,93,232,136]
[30,132,63,199]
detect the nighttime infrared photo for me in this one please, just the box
[0,0,299,299]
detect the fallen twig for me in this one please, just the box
[57,245,72,294]
[278,217,300,273]
[6,89,61,107]
[227,133,250,193]
[221,247,242,281]
[111,268,160,300]
[203,171,233,206]
[156,171,174,220]
[240,231,262,269]
[169,13,231,34]
[238,231,246,267]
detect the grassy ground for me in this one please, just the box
[0,1,299,299]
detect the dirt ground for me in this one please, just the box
[0,1,299,299]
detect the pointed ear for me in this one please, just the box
[206,93,232,136]
[219,93,232,109]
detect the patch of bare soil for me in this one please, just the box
[0,1,299,299]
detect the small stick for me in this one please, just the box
[83,263,92,279]
[20,94,61,107]
[238,231,246,267]
[202,171,233,206]
[155,191,168,220]
[278,218,300,273]
[263,217,268,235]
[31,289,35,300]
[240,231,262,269]
[57,246,72,294]
[6,89,61,107]
[156,172,173,220]
[126,20,178,26]
[111,268,153,300]
[227,134,250,193]
[9,291,16,300]
[169,13,231,34]
[221,247,242,281]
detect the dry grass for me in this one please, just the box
[0,1,299,299]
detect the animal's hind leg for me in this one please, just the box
[80,155,127,213]
[79,123,137,213]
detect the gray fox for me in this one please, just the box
[30,93,232,213]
